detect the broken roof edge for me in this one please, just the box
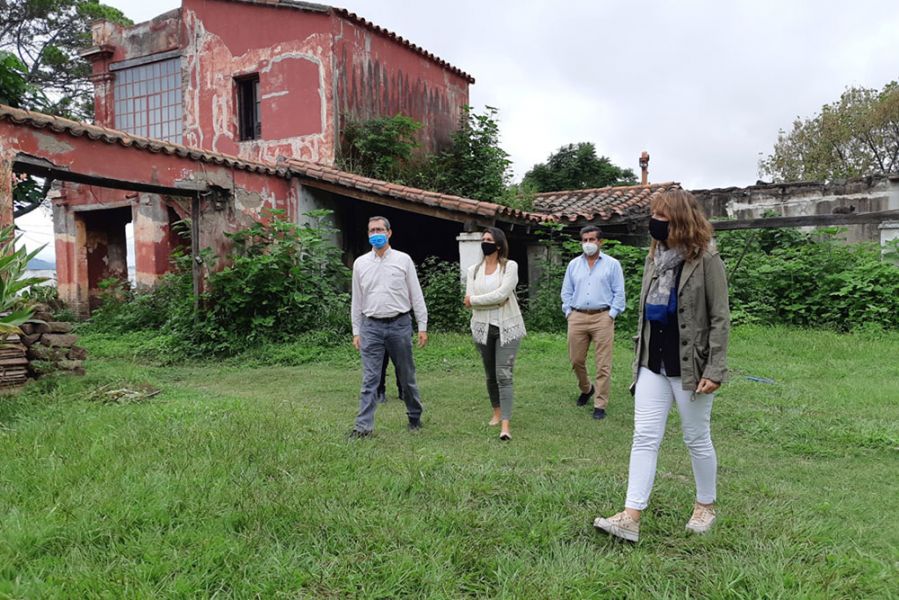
[0,104,288,177]
[1,104,547,224]
[286,159,553,224]
[202,0,476,84]
[534,181,680,198]
[692,173,898,195]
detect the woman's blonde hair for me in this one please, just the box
[649,189,713,260]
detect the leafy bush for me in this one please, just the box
[523,224,579,333]
[718,228,899,330]
[19,283,76,321]
[338,114,422,183]
[1,226,47,338]
[601,240,647,333]
[88,210,352,357]
[419,257,467,332]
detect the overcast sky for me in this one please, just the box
[18,0,899,260]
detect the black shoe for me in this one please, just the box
[592,408,606,420]
[348,429,372,439]
[499,432,512,441]
[577,386,595,406]
[408,418,422,431]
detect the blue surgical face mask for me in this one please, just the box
[369,233,388,249]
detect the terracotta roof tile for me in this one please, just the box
[0,104,284,176]
[4,104,657,227]
[533,182,681,223]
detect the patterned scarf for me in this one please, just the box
[645,244,685,325]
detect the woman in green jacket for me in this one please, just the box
[594,189,730,543]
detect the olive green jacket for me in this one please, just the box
[631,247,731,392]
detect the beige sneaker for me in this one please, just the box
[593,511,640,542]
[685,504,716,534]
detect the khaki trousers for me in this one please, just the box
[567,310,615,408]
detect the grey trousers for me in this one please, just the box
[355,313,423,433]
[475,324,521,421]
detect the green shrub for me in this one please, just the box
[88,210,351,357]
[718,228,899,330]
[338,114,421,183]
[419,257,467,332]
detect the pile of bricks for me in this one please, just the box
[19,304,87,379]
[0,334,28,388]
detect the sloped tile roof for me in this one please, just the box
[287,159,550,224]
[1,104,547,223]
[533,182,682,223]
[0,105,287,176]
[3,104,667,226]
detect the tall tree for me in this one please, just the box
[1,0,131,218]
[0,0,131,119]
[425,106,513,203]
[759,81,899,182]
[521,143,637,192]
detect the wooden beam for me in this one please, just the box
[190,195,203,307]
[13,154,199,197]
[712,210,899,230]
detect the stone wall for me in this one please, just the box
[692,175,899,243]
[19,304,87,379]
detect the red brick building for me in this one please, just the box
[52,0,475,311]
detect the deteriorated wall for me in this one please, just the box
[693,176,899,243]
[332,15,471,154]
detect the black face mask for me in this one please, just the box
[649,218,669,242]
[481,241,498,256]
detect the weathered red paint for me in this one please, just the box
[333,17,470,152]
[84,0,471,164]
[0,157,13,230]
[25,0,472,312]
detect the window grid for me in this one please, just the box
[114,58,182,143]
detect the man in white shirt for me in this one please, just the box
[350,216,428,437]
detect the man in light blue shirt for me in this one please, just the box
[561,225,626,420]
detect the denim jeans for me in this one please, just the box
[354,313,423,432]
[475,324,521,421]
[625,367,717,510]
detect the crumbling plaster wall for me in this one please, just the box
[693,177,899,243]
[181,0,334,164]
[332,15,470,154]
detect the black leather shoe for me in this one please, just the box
[348,429,372,439]
[408,418,422,431]
[577,386,595,406]
[592,408,606,420]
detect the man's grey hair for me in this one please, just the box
[579,224,602,239]
[369,216,391,230]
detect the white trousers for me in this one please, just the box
[625,367,717,510]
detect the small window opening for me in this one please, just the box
[236,75,261,141]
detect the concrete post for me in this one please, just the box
[456,232,482,285]
[133,193,171,288]
[526,242,564,300]
[0,157,13,231]
[880,221,899,264]
[52,186,90,315]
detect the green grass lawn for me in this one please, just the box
[1,326,897,598]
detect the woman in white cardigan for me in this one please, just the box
[464,227,527,441]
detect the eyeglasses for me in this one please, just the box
[368,227,388,234]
